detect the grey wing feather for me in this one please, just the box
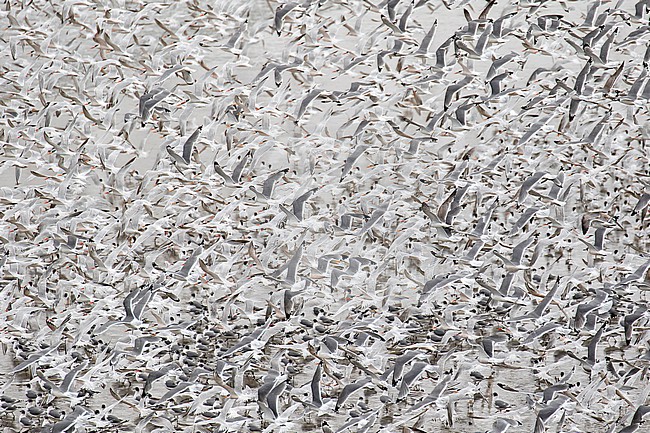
[523,323,560,344]
[632,193,650,215]
[213,161,235,184]
[262,169,288,198]
[267,381,287,418]
[232,151,251,184]
[510,207,540,235]
[182,126,202,164]
[296,89,322,120]
[444,76,472,109]
[594,227,606,250]
[311,364,323,407]
[511,235,535,265]
[61,362,87,393]
[131,287,154,321]
[274,2,298,34]
[398,4,413,32]
[335,378,371,411]
[531,277,559,318]
[285,244,303,283]
[292,187,317,220]
[587,323,606,364]
[519,115,551,146]
[123,287,141,322]
[177,246,203,279]
[158,382,192,404]
[518,171,547,203]
[356,203,388,236]
[416,19,437,55]
[166,146,188,166]
[341,144,369,180]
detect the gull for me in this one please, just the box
[143,362,179,395]
[491,418,522,433]
[434,35,455,70]
[487,52,519,80]
[95,285,155,334]
[518,114,554,146]
[250,168,289,200]
[587,322,607,367]
[542,381,571,404]
[617,259,650,286]
[12,343,62,373]
[314,253,347,274]
[311,363,323,407]
[522,322,561,344]
[173,245,203,280]
[444,75,474,110]
[261,168,290,199]
[493,11,517,39]
[215,150,252,185]
[280,187,318,221]
[335,377,372,412]
[179,125,202,164]
[405,374,451,414]
[474,22,494,58]
[460,239,487,265]
[533,397,568,433]
[330,256,375,288]
[626,68,647,102]
[631,405,650,425]
[273,2,299,35]
[398,361,433,399]
[509,276,560,322]
[296,88,323,121]
[156,368,210,405]
[271,243,303,284]
[623,308,647,345]
[338,213,368,230]
[488,71,513,98]
[37,361,88,399]
[266,379,288,419]
[479,332,510,359]
[398,3,413,32]
[335,409,380,433]
[414,19,437,57]
[604,61,625,94]
[509,206,541,235]
[632,192,650,217]
[574,290,608,330]
[46,406,91,433]
[574,60,593,96]
[599,27,618,64]
[494,235,536,272]
[419,273,469,306]
[390,350,422,386]
[470,198,499,239]
[139,87,171,124]
[222,320,271,357]
[355,202,389,236]
[575,227,609,256]
[340,144,369,181]
[517,171,553,204]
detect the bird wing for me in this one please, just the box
[311,364,323,407]
[181,126,202,164]
[341,144,369,180]
[511,235,535,265]
[416,19,437,55]
[262,168,289,199]
[531,277,560,318]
